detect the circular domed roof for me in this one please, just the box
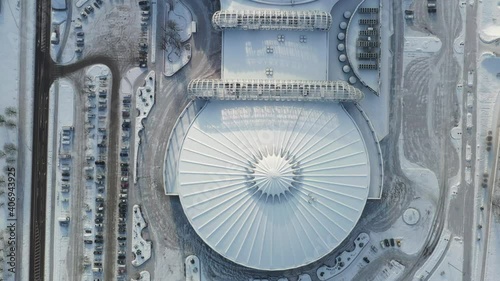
[177,101,370,270]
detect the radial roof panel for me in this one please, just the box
[177,101,370,270]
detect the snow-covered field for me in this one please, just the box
[0,0,35,280]
[45,79,75,281]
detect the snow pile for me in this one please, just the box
[134,71,156,183]
[131,205,152,267]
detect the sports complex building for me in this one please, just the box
[164,0,387,272]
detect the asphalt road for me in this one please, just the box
[29,0,54,279]
[460,1,479,279]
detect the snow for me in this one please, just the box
[185,255,201,281]
[134,71,156,183]
[0,0,35,279]
[131,205,152,267]
[131,271,151,281]
[371,260,405,281]
[45,79,76,281]
[472,53,500,281]
[478,0,500,42]
[151,0,158,63]
[428,236,464,281]
[52,0,67,10]
[76,0,90,9]
[484,220,500,280]
[316,233,370,280]
[163,1,193,76]
[221,30,328,80]
[220,0,340,12]
[168,0,193,42]
[50,8,76,64]
[413,230,452,280]
[404,37,442,53]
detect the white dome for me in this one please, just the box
[177,101,370,270]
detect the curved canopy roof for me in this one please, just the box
[177,101,370,270]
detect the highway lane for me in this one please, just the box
[29,0,54,279]
[460,1,479,279]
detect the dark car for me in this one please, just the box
[363,257,370,263]
[94,250,102,255]
[94,239,103,244]
[384,239,390,248]
[95,218,103,223]
[117,236,126,241]
[84,240,93,244]
[390,238,395,247]
[95,234,104,240]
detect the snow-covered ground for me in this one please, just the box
[51,0,144,64]
[485,218,500,280]
[476,53,500,280]
[414,230,452,280]
[372,260,405,281]
[164,1,193,76]
[131,271,151,281]
[478,0,500,42]
[185,255,201,281]
[0,0,36,279]
[44,79,75,281]
[131,205,152,267]
[427,236,464,281]
[134,71,156,183]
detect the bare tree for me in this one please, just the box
[3,143,16,155]
[5,119,16,129]
[5,106,17,117]
[166,19,180,31]
[6,157,16,164]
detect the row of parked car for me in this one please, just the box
[116,94,132,278]
[82,75,110,275]
[138,0,150,68]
